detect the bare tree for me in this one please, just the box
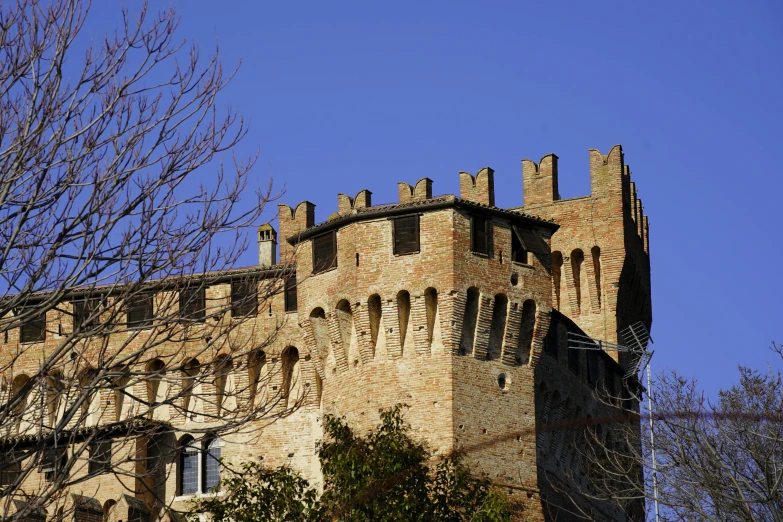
[560,345,783,521]
[0,1,298,520]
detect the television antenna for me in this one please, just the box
[566,322,660,522]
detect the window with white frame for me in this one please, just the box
[178,435,221,496]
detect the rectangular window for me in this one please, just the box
[543,320,559,359]
[127,294,153,328]
[0,453,21,486]
[180,446,199,495]
[512,225,548,255]
[471,216,489,255]
[605,361,618,405]
[72,296,101,330]
[40,447,66,482]
[511,227,528,264]
[567,337,581,375]
[231,278,258,318]
[88,439,112,475]
[312,231,337,274]
[393,215,420,255]
[284,274,297,313]
[179,286,206,322]
[20,307,46,343]
[587,350,600,387]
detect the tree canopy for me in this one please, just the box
[193,405,512,522]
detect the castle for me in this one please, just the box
[0,145,651,521]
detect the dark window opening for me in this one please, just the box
[605,362,618,405]
[88,439,112,475]
[40,447,67,482]
[393,215,420,255]
[231,278,258,318]
[0,453,21,486]
[587,350,600,387]
[543,320,559,359]
[127,294,153,328]
[179,286,206,322]
[471,216,489,255]
[20,307,46,343]
[622,380,637,411]
[511,229,528,264]
[312,231,337,274]
[513,225,548,255]
[72,297,101,330]
[567,334,581,375]
[284,274,298,313]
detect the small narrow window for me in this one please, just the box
[127,294,153,328]
[72,296,101,330]
[605,361,617,404]
[40,447,67,482]
[0,453,21,486]
[89,439,112,475]
[393,215,420,255]
[231,278,258,318]
[180,286,206,322]
[20,306,46,343]
[544,320,559,359]
[284,274,298,313]
[587,350,600,387]
[471,216,489,254]
[312,231,337,274]
[511,229,528,264]
[203,437,221,492]
[179,438,199,495]
[567,337,581,374]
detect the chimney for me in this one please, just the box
[258,224,277,266]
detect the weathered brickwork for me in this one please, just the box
[1,145,651,522]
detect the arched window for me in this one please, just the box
[177,435,221,496]
[181,358,200,419]
[178,436,199,495]
[517,300,537,365]
[459,287,480,356]
[571,249,584,311]
[591,246,602,309]
[102,499,116,522]
[335,300,355,363]
[11,374,30,431]
[213,355,232,414]
[552,251,563,310]
[248,350,268,407]
[146,360,165,408]
[396,291,411,353]
[46,372,65,428]
[487,294,508,360]
[424,288,438,349]
[308,308,329,364]
[282,347,302,408]
[367,295,382,355]
[203,437,221,493]
[112,367,131,421]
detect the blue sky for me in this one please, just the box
[87,1,782,394]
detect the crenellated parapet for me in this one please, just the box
[398,177,433,203]
[459,167,495,206]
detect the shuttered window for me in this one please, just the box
[511,229,528,264]
[231,278,258,318]
[471,215,489,254]
[180,286,206,322]
[72,297,101,330]
[127,294,153,328]
[312,232,337,274]
[20,305,46,343]
[284,274,298,312]
[512,225,547,254]
[393,215,420,255]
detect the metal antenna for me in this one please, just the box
[567,321,660,521]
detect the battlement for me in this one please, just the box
[398,177,433,202]
[459,167,495,206]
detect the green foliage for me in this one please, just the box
[193,405,512,521]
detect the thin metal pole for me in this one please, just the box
[646,362,661,522]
